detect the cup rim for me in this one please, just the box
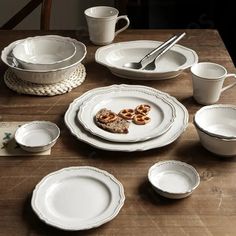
[84,6,119,19]
[191,62,227,80]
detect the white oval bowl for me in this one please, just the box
[194,121,236,156]
[194,104,236,139]
[15,121,60,153]
[148,160,200,199]
[12,37,76,70]
[1,35,87,84]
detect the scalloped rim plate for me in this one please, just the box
[64,84,189,151]
[78,87,176,142]
[95,40,198,80]
[31,166,125,231]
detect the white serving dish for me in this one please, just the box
[31,166,125,230]
[95,40,198,80]
[194,122,236,156]
[78,87,176,142]
[12,36,76,70]
[64,84,189,152]
[15,121,60,152]
[148,160,200,199]
[1,35,86,84]
[194,104,236,139]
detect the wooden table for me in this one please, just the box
[0,29,236,236]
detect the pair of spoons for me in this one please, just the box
[124,32,186,70]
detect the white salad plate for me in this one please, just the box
[1,35,86,84]
[78,87,176,142]
[64,84,189,152]
[148,160,200,199]
[95,40,198,80]
[31,166,125,231]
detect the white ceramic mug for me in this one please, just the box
[84,6,130,45]
[190,62,236,105]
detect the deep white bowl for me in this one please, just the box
[1,35,87,84]
[194,104,236,139]
[12,37,76,70]
[148,160,200,199]
[15,121,60,153]
[194,121,236,156]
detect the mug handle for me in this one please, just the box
[221,74,236,92]
[115,15,130,36]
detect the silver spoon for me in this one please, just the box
[123,34,178,70]
[143,32,186,71]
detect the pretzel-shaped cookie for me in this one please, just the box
[135,104,151,115]
[133,114,151,125]
[119,108,135,120]
[98,111,118,124]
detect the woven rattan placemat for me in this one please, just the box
[4,63,86,96]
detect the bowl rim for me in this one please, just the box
[1,35,87,73]
[194,104,236,140]
[148,160,200,196]
[15,121,60,149]
[12,37,76,67]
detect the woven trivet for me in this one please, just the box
[4,63,86,96]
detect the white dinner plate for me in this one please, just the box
[95,40,198,80]
[78,87,176,142]
[64,84,188,152]
[31,166,125,231]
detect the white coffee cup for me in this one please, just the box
[191,62,236,105]
[84,6,130,45]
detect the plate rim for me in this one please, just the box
[64,84,189,152]
[78,87,176,143]
[31,166,125,231]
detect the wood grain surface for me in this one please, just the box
[0,29,236,236]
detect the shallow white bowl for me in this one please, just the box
[148,160,200,199]
[1,35,86,84]
[95,40,198,80]
[15,121,60,153]
[194,121,236,156]
[12,37,76,70]
[194,104,236,139]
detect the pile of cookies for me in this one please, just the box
[95,104,151,134]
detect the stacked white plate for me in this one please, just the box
[65,84,189,151]
[1,35,87,85]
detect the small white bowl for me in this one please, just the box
[12,37,76,70]
[194,104,236,139]
[148,160,200,199]
[194,122,236,156]
[15,121,60,153]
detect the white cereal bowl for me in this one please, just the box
[194,122,236,157]
[12,37,76,70]
[148,160,200,199]
[194,104,236,139]
[1,35,87,84]
[15,121,60,153]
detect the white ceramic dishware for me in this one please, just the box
[95,40,198,80]
[64,84,189,152]
[194,104,236,139]
[194,124,236,156]
[148,160,200,199]
[12,37,76,70]
[15,121,60,152]
[84,6,130,45]
[191,62,236,105]
[31,166,125,230]
[78,87,176,142]
[1,35,87,84]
